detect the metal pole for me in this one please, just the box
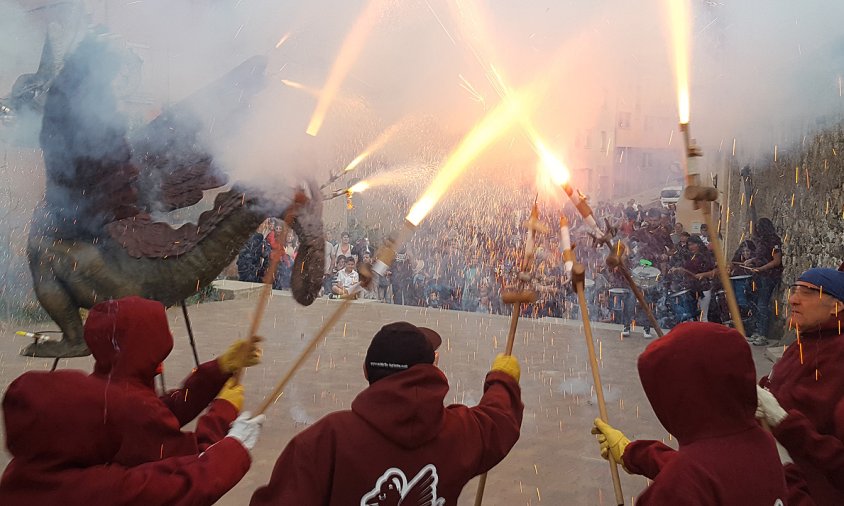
[180,300,200,368]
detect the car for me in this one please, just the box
[660,186,683,207]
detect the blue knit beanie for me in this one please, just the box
[797,268,844,303]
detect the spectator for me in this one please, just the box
[237,229,270,283]
[746,217,783,346]
[332,256,360,297]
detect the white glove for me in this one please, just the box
[756,386,788,427]
[227,411,265,451]
[776,441,793,465]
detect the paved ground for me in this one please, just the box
[0,292,777,505]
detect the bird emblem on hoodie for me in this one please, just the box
[361,464,445,506]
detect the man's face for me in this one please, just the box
[345,259,356,273]
[674,223,684,234]
[363,252,372,264]
[342,234,350,244]
[788,282,842,331]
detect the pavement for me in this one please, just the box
[0,290,779,505]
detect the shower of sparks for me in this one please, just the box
[275,32,292,49]
[458,74,485,103]
[343,120,405,173]
[665,0,692,123]
[306,0,384,136]
[406,80,545,226]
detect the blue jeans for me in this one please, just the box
[752,276,780,337]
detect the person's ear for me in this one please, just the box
[433,351,440,367]
[363,362,368,381]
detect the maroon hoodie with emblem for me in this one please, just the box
[623,322,787,505]
[760,327,844,505]
[84,296,236,465]
[0,370,250,505]
[250,364,523,505]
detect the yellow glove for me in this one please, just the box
[218,337,263,374]
[591,418,630,467]
[216,378,244,412]
[490,353,520,383]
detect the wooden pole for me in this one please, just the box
[606,251,664,338]
[701,207,746,336]
[474,204,544,506]
[255,298,352,416]
[233,221,286,384]
[573,263,625,506]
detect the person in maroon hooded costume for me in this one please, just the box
[756,268,844,505]
[591,322,787,505]
[0,370,263,505]
[250,321,523,505]
[82,296,262,465]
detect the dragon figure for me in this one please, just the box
[23,33,325,358]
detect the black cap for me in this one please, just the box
[364,322,442,384]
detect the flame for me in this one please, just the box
[406,88,540,226]
[666,0,691,123]
[535,138,570,186]
[306,0,383,136]
[275,32,291,49]
[281,79,321,98]
[343,120,404,173]
[446,0,569,191]
[348,181,371,194]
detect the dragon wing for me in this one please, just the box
[130,55,267,213]
[39,33,141,238]
[40,31,267,246]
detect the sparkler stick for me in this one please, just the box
[233,227,283,385]
[475,202,544,506]
[235,188,311,384]
[681,134,746,336]
[605,244,664,338]
[560,215,574,274]
[256,297,353,416]
[572,263,625,506]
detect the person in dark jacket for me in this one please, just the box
[250,321,523,505]
[758,268,844,505]
[747,217,784,346]
[0,370,263,505]
[83,296,261,465]
[592,321,787,505]
[238,230,271,282]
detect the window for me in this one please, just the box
[618,112,631,129]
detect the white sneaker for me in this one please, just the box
[752,336,769,346]
[642,329,653,339]
[621,327,631,337]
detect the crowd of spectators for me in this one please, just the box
[237,184,783,343]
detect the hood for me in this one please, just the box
[84,296,173,387]
[3,371,119,467]
[352,364,447,449]
[638,322,758,445]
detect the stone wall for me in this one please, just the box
[728,125,844,283]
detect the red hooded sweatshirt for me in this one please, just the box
[83,296,236,465]
[250,364,523,505]
[760,327,844,505]
[0,370,250,506]
[623,322,787,505]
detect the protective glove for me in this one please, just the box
[216,378,244,412]
[756,386,788,427]
[227,411,265,452]
[591,418,630,468]
[218,337,264,374]
[490,353,520,383]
